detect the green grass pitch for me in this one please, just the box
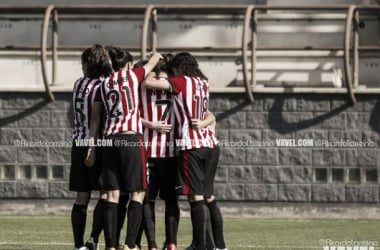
[0,216,379,249]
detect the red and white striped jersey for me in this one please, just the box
[72,77,103,139]
[101,67,145,137]
[169,76,214,150]
[203,126,219,148]
[140,85,176,158]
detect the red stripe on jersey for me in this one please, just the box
[131,70,142,133]
[86,82,97,133]
[101,77,112,137]
[126,70,134,133]
[182,151,189,195]
[188,78,197,147]
[144,88,153,157]
[80,79,93,138]
[204,127,218,148]
[138,135,147,190]
[118,70,128,134]
[146,91,153,155]
[72,77,85,138]
[76,79,88,138]
[156,91,163,156]
[173,92,185,148]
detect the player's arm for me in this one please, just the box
[84,103,102,167]
[143,53,163,76]
[144,71,172,91]
[191,111,216,131]
[141,117,173,133]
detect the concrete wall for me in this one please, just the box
[211,93,380,203]
[1,92,379,203]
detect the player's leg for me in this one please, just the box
[204,146,227,250]
[204,203,215,250]
[122,134,148,250]
[86,192,107,250]
[205,196,227,250]
[163,199,180,250]
[101,140,122,249]
[116,193,129,250]
[140,159,159,250]
[189,195,206,250]
[158,157,180,250]
[184,202,216,250]
[69,143,93,250]
[71,192,91,250]
[179,149,208,250]
[104,190,120,249]
[86,146,106,250]
[124,191,145,249]
[135,219,144,249]
[142,199,157,249]
[184,203,212,250]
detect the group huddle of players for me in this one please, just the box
[69,44,227,250]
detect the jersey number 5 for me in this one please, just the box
[74,98,85,125]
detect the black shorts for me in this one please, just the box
[69,141,102,192]
[146,157,177,201]
[176,147,214,196]
[101,134,147,192]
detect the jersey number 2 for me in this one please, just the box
[107,86,133,118]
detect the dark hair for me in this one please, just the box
[153,53,174,77]
[170,52,207,80]
[133,60,148,69]
[106,46,133,71]
[81,44,112,78]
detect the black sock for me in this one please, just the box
[125,200,143,249]
[71,203,87,248]
[190,200,206,250]
[116,194,129,246]
[165,200,179,245]
[104,201,118,248]
[90,199,105,243]
[143,201,157,248]
[135,218,144,249]
[207,200,226,249]
[204,204,215,249]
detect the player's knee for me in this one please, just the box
[107,190,120,203]
[165,199,178,207]
[188,194,204,202]
[99,191,108,200]
[75,192,91,205]
[143,200,155,206]
[131,190,145,203]
[205,195,216,203]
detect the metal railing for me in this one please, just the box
[242,5,380,104]
[0,4,379,104]
[345,5,380,104]
[243,5,353,103]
